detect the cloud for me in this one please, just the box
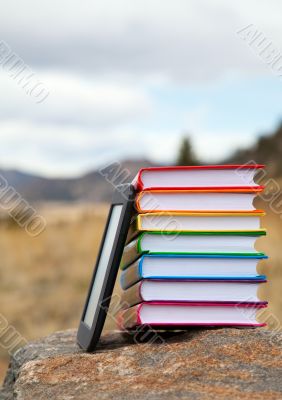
[0,118,168,176]
[0,0,281,176]
[0,0,281,83]
[0,116,257,177]
[0,71,152,128]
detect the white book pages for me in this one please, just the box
[140,281,260,302]
[141,168,259,189]
[139,304,260,325]
[139,192,257,212]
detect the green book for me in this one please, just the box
[121,230,266,270]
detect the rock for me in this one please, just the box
[1,328,282,400]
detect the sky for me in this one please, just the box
[0,0,282,177]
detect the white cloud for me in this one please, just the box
[0,0,281,176]
[0,71,152,127]
[0,121,156,176]
[191,130,257,162]
[0,0,281,82]
[0,116,273,176]
[136,129,257,165]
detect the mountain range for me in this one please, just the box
[1,122,281,203]
[225,122,282,177]
[0,159,156,203]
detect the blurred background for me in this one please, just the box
[0,0,282,382]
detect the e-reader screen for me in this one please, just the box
[77,184,135,351]
[83,204,123,328]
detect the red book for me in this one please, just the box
[132,164,264,191]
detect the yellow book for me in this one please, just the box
[136,211,265,233]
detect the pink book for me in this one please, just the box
[118,302,267,329]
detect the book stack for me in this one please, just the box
[119,165,267,329]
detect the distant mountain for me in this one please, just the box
[2,122,281,204]
[0,159,157,203]
[225,122,282,177]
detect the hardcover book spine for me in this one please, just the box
[121,237,142,270]
[117,304,141,329]
[120,260,142,290]
[120,281,143,308]
[126,216,139,244]
[132,171,143,191]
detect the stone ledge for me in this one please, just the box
[1,328,282,400]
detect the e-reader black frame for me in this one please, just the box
[77,184,135,352]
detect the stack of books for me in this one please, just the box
[119,165,267,329]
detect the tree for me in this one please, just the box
[176,136,198,166]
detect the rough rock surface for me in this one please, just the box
[1,328,282,400]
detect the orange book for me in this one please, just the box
[135,188,263,213]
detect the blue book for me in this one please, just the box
[120,254,267,290]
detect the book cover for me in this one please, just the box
[120,253,267,290]
[135,211,265,232]
[121,231,267,269]
[118,301,267,329]
[120,279,267,308]
[135,188,263,213]
[133,164,265,191]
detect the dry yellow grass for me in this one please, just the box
[0,199,281,383]
[0,203,109,383]
[256,200,282,329]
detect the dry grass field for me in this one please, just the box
[0,198,281,383]
[0,203,110,383]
